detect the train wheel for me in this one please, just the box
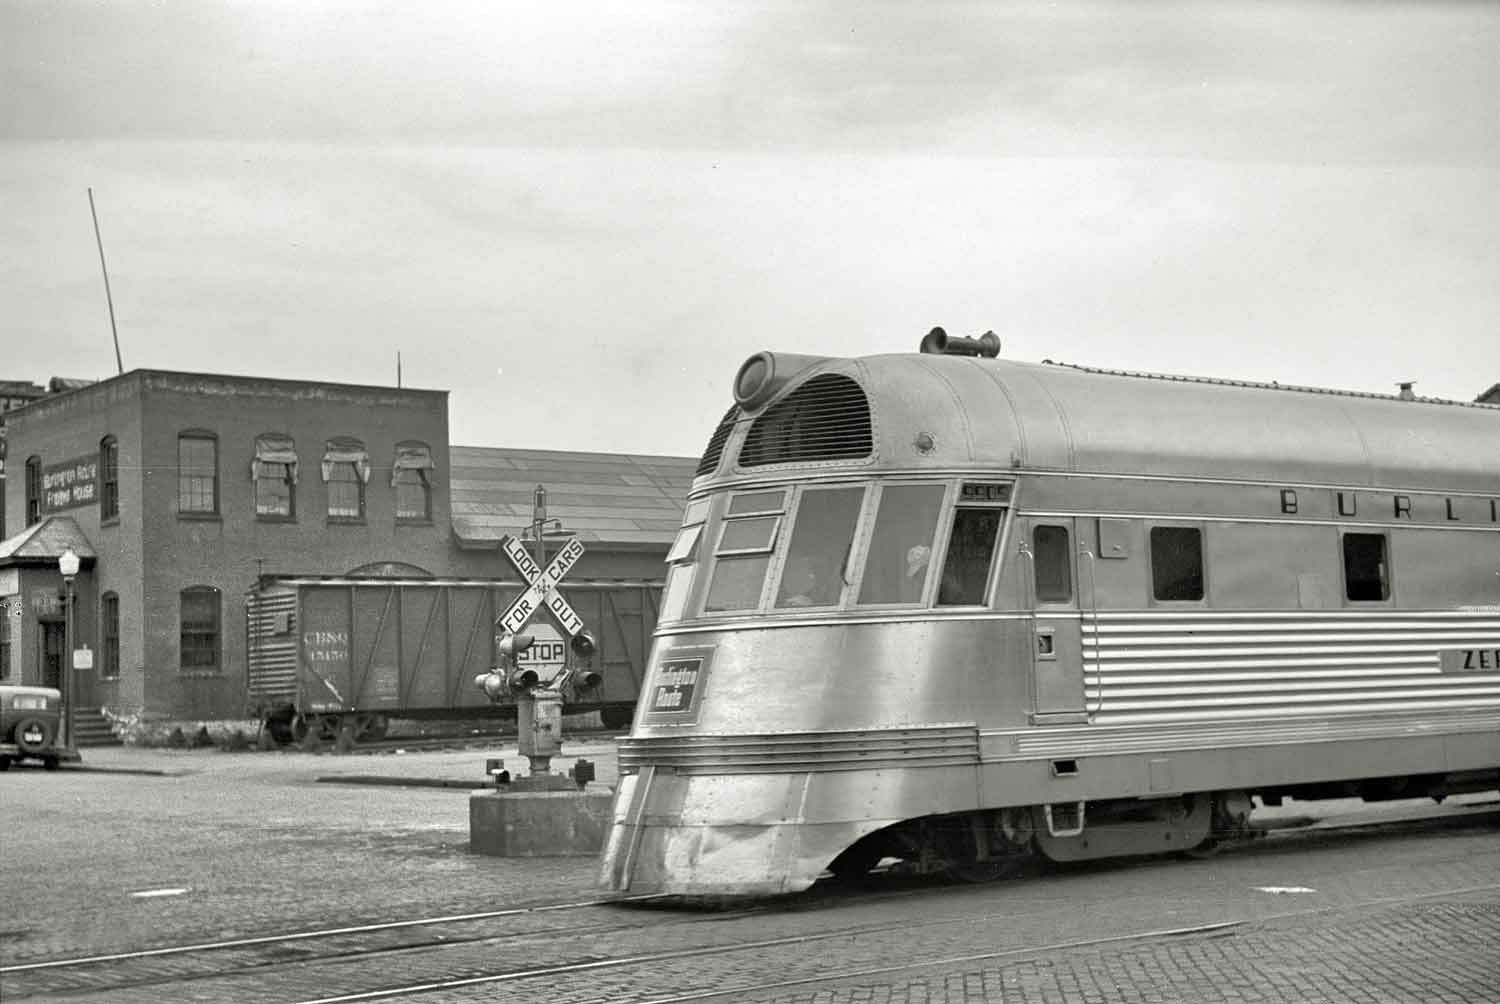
[939,809,1035,883]
[828,843,884,881]
[1182,837,1223,860]
[0,755,11,771]
[293,715,322,751]
[353,714,388,742]
[264,715,294,746]
[42,756,60,772]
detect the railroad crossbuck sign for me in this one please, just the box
[497,534,586,637]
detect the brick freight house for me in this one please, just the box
[0,369,695,730]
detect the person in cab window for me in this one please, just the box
[782,556,837,607]
[903,545,931,602]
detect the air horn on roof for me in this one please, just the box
[918,326,1001,358]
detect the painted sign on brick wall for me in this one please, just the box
[43,454,99,512]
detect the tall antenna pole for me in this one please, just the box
[397,351,402,387]
[88,188,124,375]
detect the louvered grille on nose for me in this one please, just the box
[739,374,873,467]
[696,406,739,477]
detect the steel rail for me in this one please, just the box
[0,894,675,975]
[6,810,1492,1000]
[293,880,1500,1004]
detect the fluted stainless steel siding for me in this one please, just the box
[618,723,980,775]
[1082,610,1500,723]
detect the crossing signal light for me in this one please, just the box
[474,671,507,700]
[497,633,535,661]
[569,667,603,691]
[508,667,541,691]
[570,630,597,659]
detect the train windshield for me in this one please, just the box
[774,487,863,608]
[667,478,1012,621]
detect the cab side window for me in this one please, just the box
[937,507,1005,606]
[659,497,710,622]
[704,491,785,612]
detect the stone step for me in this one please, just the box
[71,708,123,747]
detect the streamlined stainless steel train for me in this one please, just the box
[599,330,1500,896]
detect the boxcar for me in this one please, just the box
[247,575,661,742]
[599,331,1500,896]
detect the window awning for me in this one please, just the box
[251,433,299,483]
[322,438,370,483]
[390,441,436,486]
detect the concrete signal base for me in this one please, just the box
[469,778,614,857]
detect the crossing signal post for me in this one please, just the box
[469,485,614,858]
[476,485,603,784]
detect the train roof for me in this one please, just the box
[710,351,1500,494]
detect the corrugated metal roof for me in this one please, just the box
[448,445,697,549]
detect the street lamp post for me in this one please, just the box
[59,547,80,748]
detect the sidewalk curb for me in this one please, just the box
[315,775,497,790]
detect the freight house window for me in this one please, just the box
[252,433,298,519]
[25,455,42,526]
[322,437,369,521]
[391,441,435,521]
[180,586,221,671]
[101,592,120,678]
[177,432,219,515]
[100,436,119,521]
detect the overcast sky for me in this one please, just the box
[3,1,1497,458]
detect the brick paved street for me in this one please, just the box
[748,894,1500,1004]
[0,739,619,965]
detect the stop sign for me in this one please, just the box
[514,622,566,679]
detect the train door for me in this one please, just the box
[1025,518,1087,722]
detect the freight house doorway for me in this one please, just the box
[39,620,65,689]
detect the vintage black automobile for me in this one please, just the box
[0,684,76,771]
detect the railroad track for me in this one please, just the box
[3,809,1494,1003]
[285,728,628,756]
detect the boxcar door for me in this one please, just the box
[1026,518,1088,722]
